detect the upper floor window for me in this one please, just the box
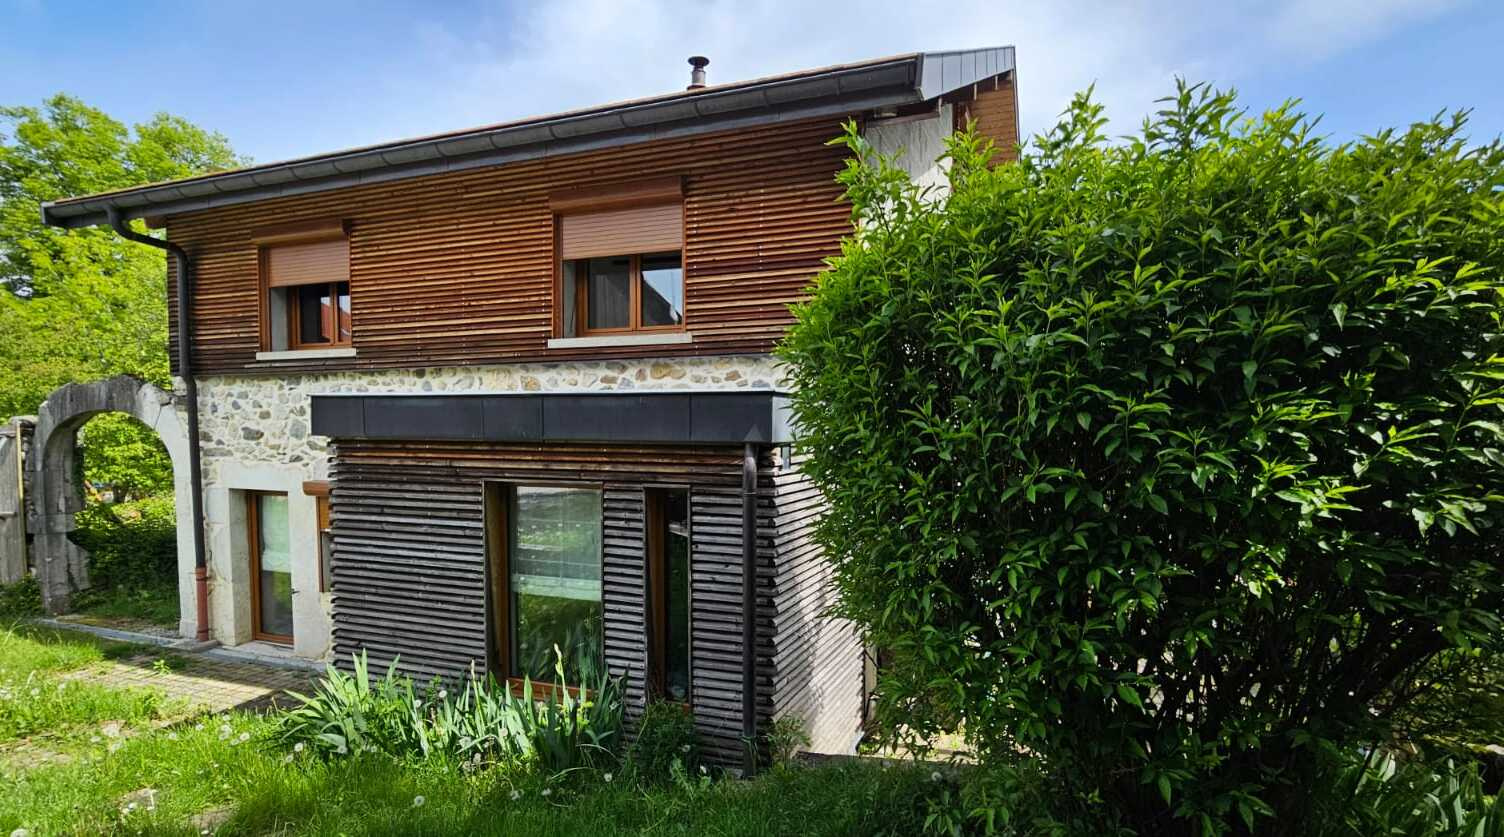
[254,220,351,353]
[552,177,684,338]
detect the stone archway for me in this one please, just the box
[30,375,194,625]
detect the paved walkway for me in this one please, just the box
[64,652,315,714]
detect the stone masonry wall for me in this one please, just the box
[196,355,784,480]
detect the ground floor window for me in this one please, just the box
[493,485,604,684]
[246,491,294,643]
[647,488,691,702]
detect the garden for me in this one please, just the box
[0,623,933,835]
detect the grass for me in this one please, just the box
[68,581,181,629]
[0,623,935,836]
[0,622,185,775]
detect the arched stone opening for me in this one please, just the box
[30,375,195,636]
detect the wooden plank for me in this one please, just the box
[165,118,852,375]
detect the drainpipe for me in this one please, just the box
[741,442,758,775]
[106,209,210,643]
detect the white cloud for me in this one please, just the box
[379,0,1462,148]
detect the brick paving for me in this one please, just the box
[64,653,314,715]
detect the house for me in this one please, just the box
[39,48,1020,764]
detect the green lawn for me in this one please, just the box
[0,624,934,836]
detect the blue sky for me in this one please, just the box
[1,0,1499,164]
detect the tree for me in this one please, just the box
[780,84,1504,833]
[0,95,240,488]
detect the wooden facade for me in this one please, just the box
[327,438,809,763]
[959,74,1021,163]
[164,117,853,377]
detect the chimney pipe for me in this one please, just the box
[687,56,709,90]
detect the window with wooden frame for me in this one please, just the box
[485,483,605,687]
[254,220,352,352]
[303,480,333,593]
[551,177,685,338]
[645,487,691,702]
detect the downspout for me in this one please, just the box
[106,209,210,643]
[741,442,758,775]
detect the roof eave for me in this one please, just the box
[41,46,1015,229]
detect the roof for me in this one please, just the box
[40,47,1015,229]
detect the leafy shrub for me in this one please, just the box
[69,496,176,592]
[630,699,698,783]
[765,714,812,769]
[0,575,42,621]
[276,649,623,772]
[781,82,1504,834]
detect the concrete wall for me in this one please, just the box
[863,105,955,198]
[188,354,783,660]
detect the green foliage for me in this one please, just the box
[275,648,623,772]
[80,413,172,500]
[780,81,1504,834]
[68,495,176,590]
[1309,750,1504,837]
[765,714,812,769]
[630,699,699,783]
[0,575,42,621]
[0,94,238,491]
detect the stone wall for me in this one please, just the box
[186,354,783,660]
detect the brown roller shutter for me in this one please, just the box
[559,203,682,260]
[265,237,349,287]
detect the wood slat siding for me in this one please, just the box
[165,118,852,375]
[762,453,864,755]
[602,486,648,725]
[973,74,1021,164]
[326,438,764,763]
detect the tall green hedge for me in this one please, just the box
[780,84,1504,833]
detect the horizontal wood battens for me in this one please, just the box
[549,176,683,213]
[165,117,853,375]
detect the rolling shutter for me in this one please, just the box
[265,237,349,288]
[559,203,683,260]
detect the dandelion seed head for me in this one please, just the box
[293,742,305,753]
[603,773,613,783]
[412,795,425,808]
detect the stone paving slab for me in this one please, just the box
[64,653,315,715]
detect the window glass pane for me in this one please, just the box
[586,257,631,331]
[255,494,294,638]
[640,253,683,328]
[297,286,331,344]
[663,490,691,701]
[510,486,603,682]
[335,282,352,343]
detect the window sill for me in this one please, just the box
[254,347,357,362]
[546,332,693,350]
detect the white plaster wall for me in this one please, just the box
[863,105,955,198]
[180,354,783,660]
